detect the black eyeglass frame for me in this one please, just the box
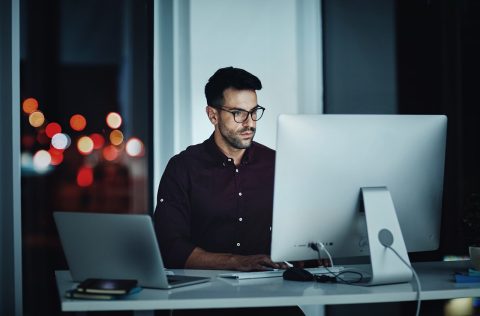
[213,105,265,123]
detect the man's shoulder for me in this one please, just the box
[252,141,275,155]
[169,142,206,165]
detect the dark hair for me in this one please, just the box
[204,67,262,108]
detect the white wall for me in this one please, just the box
[188,0,322,149]
[154,0,323,201]
[190,0,300,149]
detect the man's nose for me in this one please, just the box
[242,114,255,127]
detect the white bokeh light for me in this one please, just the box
[21,152,33,168]
[51,133,71,150]
[33,150,51,172]
[126,138,144,157]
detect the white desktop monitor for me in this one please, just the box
[270,115,447,272]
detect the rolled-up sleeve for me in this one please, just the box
[153,156,195,268]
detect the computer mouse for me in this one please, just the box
[282,267,314,282]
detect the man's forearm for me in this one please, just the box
[184,247,237,270]
[184,247,283,271]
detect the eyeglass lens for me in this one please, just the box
[234,107,264,123]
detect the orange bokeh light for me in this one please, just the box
[70,114,87,131]
[102,145,119,161]
[77,166,94,187]
[90,133,105,149]
[22,98,39,114]
[109,130,124,146]
[45,122,62,138]
[28,111,45,127]
[77,136,94,155]
[106,112,122,129]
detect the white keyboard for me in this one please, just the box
[218,266,344,280]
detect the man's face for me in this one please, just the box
[217,88,258,150]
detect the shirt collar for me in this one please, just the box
[205,133,255,166]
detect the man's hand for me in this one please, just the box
[184,247,288,271]
[230,254,289,271]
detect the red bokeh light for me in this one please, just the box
[21,135,36,149]
[48,147,64,165]
[102,145,119,161]
[36,129,50,145]
[77,166,94,187]
[45,122,62,138]
[90,133,105,150]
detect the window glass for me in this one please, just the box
[20,1,152,314]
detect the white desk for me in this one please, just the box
[56,260,480,315]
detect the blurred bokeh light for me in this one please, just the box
[51,133,71,150]
[102,145,119,161]
[76,166,94,187]
[126,137,144,157]
[45,122,62,138]
[109,130,124,146]
[77,136,94,155]
[33,150,51,172]
[106,112,122,129]
[22,97,39,114]
[70,114,87,131]
[28,111,45,127]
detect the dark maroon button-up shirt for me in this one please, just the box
[153,134,275,268]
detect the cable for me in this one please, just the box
[318,242,335,267]
[385,245,422,316]
[309,242,364,284]
[378,228,421,316]
[309,237,421,316]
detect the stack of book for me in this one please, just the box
[454,268,480,283]
[66,278,141,300]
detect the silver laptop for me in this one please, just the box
[54,211,210,289]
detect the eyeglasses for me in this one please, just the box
[215,105,265,123]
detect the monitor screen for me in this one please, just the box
[270,114,447,263]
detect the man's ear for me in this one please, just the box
[206,106,218,124]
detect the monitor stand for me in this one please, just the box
[361,186,412,285]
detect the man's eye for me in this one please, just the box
[232,111,242,116]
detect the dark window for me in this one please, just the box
[20,1,152,314]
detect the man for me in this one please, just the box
[154,66,287,271]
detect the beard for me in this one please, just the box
[218,121,256,150]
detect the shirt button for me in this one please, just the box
[160,198,164,203]
[238,217,243,222]
[238,192,242,196]
[228,158,232,162]
[236,242,241,247]
[222,162,226,167]
[235,169,239,173]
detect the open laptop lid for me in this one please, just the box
[54,211,208,289]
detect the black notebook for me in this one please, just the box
[76,278,138,295]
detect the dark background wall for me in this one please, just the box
[323,0,397,114]
[324,1,480,314]
[324,0,480,258]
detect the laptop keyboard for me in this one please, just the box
[167,275,182,283]
[218,266,344,280]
